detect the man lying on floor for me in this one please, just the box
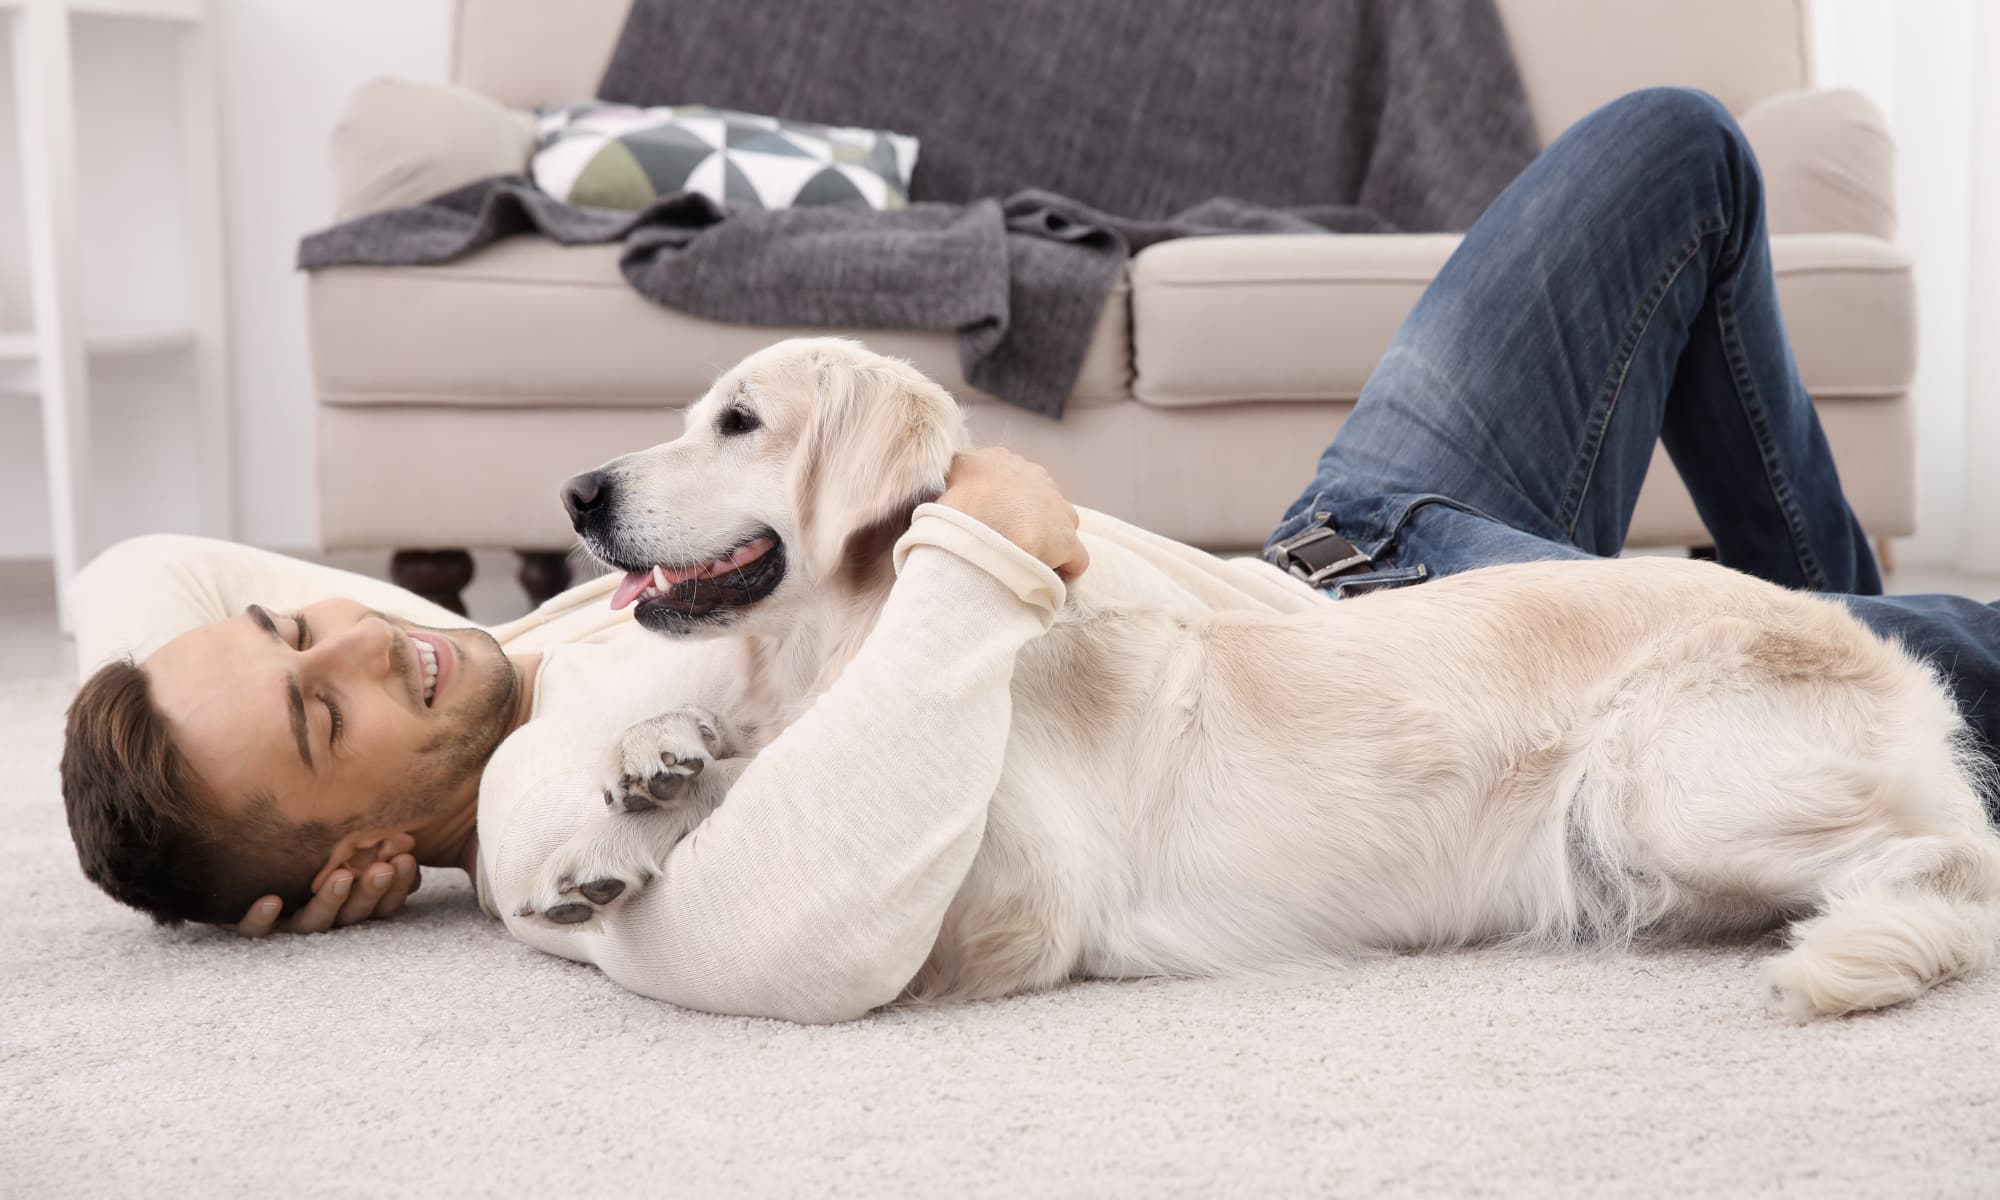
[62,447,1082,1023]
[60,90,2000,1023]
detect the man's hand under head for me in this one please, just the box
[233,837,421,937]
[937,448,1089,581]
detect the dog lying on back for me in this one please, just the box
[523,337,2000,1020]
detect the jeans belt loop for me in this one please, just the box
[1272,524,1375,587]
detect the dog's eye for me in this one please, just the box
[718,406,761,437]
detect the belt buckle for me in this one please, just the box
[1272,525,1374,587]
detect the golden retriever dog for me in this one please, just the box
[525,337,2000,1020]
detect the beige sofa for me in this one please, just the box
[311,0,1913,607]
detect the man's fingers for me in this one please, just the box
[1055,533,1090,581]
[233,896,282,939]
[374,855,420,919]
[333,863,396,927]
[283,870,352,935]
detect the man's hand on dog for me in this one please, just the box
[232,839,421,937]
[939,448,1089,581]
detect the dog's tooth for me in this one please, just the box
[652,565,668,592]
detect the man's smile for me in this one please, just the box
[406,631,452,707]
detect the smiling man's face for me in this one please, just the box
[143,598,519,847]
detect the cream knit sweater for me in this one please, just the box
[71,508,1322,1022]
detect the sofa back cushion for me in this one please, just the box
[452,0,1810,149]
[590,0,1533,221]
[1494,0,1809,140]
[452,0,631,111]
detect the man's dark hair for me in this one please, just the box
[61,659,337,926]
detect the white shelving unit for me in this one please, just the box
[0,0,232,630]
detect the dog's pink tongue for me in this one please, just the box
[610,570,652,611]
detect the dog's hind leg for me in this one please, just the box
[1562,614,2000,1016]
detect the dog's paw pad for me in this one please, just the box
[542,902,595,926]
[611,707,725,813]
[578,878,627,905]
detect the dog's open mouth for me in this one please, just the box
[606,529,787,628]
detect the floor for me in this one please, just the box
[7,551,1999,685]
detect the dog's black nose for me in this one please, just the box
[561,471,612,532]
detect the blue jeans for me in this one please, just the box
[1268,88,2000,783]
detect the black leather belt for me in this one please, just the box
[1271,524,1376,587]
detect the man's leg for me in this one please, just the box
[1841,595,2000,783]
[1274,87,1879,594]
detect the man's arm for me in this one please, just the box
[72,533,475,674]
[488,451,1085,1022]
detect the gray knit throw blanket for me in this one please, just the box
[298,0,1539,417]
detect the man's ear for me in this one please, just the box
[787,353,966,579]
[310,830,416,893]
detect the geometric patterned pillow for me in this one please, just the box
[531,102,920,213]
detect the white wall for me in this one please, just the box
[1813,0,2000,572]
[0,0,450,560]
[215,0,452,549]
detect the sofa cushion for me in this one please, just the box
[453,0,632,111]
[1739,89,1896,239]
[308,238,1131,410]
[531,102,920,212]
[1129,233,1914,408]
[332,78,535,221]
[1493,0,1808,142]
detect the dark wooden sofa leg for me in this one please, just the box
[390,549,474,616]
[517,551,573,609]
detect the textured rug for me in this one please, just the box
[4,675,1997,1198]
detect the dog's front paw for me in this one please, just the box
[515,813,659,930]
[609,706,729,814]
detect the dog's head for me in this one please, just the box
[561,337,967,637]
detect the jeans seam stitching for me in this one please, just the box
[1557,216,1725,544]
[1712,278,1826,588]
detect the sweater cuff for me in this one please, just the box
[892,503,1066,621]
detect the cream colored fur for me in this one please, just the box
[542,337,2000,1020]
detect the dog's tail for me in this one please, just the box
[1765,835,2000,1020]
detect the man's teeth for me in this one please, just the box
[411,635,438,704]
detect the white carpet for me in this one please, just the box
[5,675,1997,1199]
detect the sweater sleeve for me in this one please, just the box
[71,534,479,674]
[490,507,1063,1023]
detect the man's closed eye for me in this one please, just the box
[285,612,344,750]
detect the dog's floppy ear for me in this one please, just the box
[788,349,966,581]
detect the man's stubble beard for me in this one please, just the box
[378,627,518,827]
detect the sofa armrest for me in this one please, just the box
[330,77,535,220]
[1739,87,1895,240]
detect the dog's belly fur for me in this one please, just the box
[905,554,2000,1005]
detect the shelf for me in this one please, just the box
[0,324,197,394]
[0,0,205,25]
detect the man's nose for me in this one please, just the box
[561,471,613,533]
[304,616,396,680]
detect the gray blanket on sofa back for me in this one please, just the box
[298,0,1539,417]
